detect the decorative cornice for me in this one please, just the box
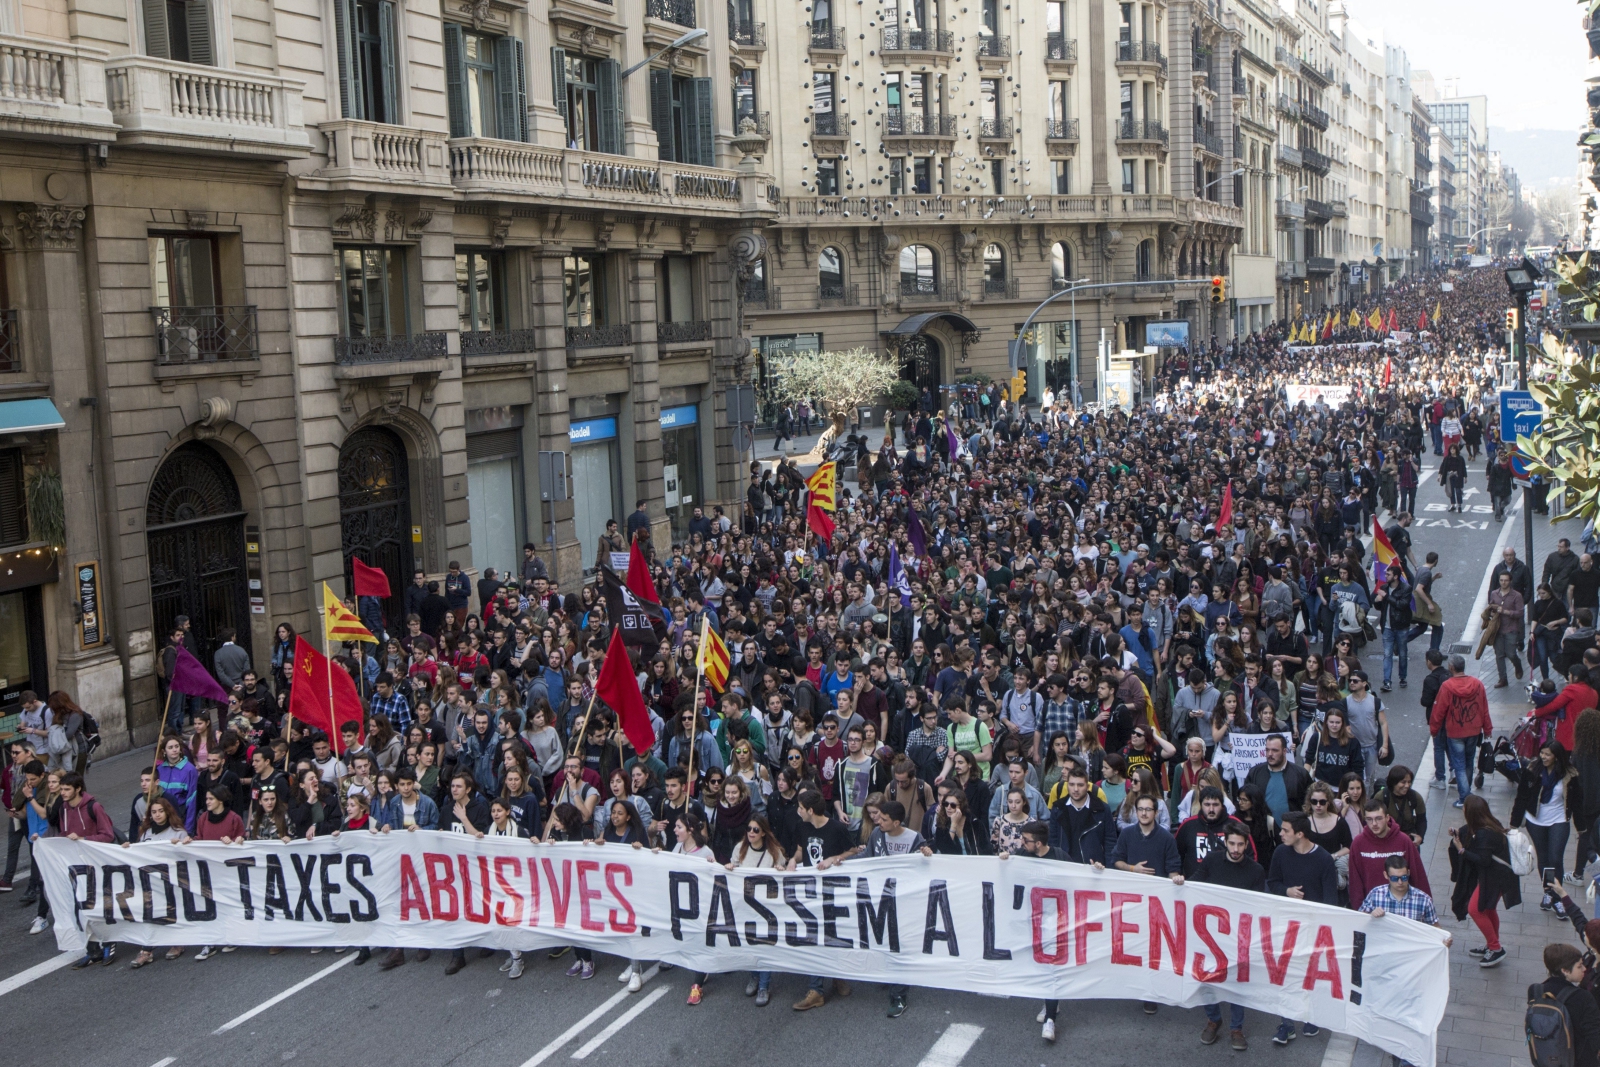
[16,203,86,251]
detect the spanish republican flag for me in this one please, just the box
[695,615,730,692]
[1366,307,1384,330]
[1372,517,1401,584]
[806,461,837,512]
[324,582,377,643]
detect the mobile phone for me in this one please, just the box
[1543,867,1556,885]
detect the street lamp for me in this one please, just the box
[1503,254,1543,615]
[620,28,709,79]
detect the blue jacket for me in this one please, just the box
[1047,793,1118,864]
[158,759,201,832]
[373,792,439,830]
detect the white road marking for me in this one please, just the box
[1460,494,1524,650]
[569,985,669,1059]
[916,1023,986,1067]
[149,1058,177,1067]
[0,951,76,998]
[212,954,358,1034]
[518,964,660,1067]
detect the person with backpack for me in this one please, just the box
[1529,943,1600,1067]
[54,772,117,968]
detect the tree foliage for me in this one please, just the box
[1521,252,1600,522]
[765,346,899,417]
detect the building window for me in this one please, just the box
[979,78,999,124]
[890,157,930,194]
[1050,241,1071,288]
[337,246,409,339]
[553,50,622,153]
[1049,81,1070,123]
[564,253,612,327]
[650,70,713,165]
[443,26,528,141]
[815,157,839,194]
[732,68,757,128]
[143,0,214,63]
[455,250,505,334]
[990,159,1004,193]
[1121,159,1135,193]
[659,255,695,323]
[1136,238,1154,279]
[150,234,220,309]
[1053,159,1070,194]
[818,247,844,297]
[1120,81,1133,124]
[334,0,399,123]
[983,243,1006,287]
[899,245,937,295]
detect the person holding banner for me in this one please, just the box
[1267,812,1339,1044]
[1193,821,1268,1049]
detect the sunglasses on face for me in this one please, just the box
[1309,798,1328,806]
[1387,874,1411,883]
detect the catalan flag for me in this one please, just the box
[806,461,837,512]
[695,615,730,692]
[323,582,376,643]
[1372,516,1400,584]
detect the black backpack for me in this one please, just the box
[1527,982,1578,1067]
[80,711,102,756]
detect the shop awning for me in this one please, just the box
[883,312,980,336]
[0,399,65,434]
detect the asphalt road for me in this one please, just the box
[0,457,1513,1067]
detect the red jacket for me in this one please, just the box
[1347,824,1431,908]
[56,793,115,842]
[194,809,245,841]
[1428,675,1493,739]
[1535,682,1599,751]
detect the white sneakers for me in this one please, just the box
[27,916,47,935]
[628,971,643,993]
[618,965,634,982]
[1043,1019,1057,1042]
[508,957,525,979]
[1036,1005,1048,1023]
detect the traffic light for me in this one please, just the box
[1210,275,1226,305]
[1011,370,1027,399]
[1505,307,1519,331]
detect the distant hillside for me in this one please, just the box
[1489,127,1579,186]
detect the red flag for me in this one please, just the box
[1381,357,1394,388]
[1385,308,1398,333]
[1416,310,1428,332]
[351,557,391,598]
[807,502,835,542]
[330,660,366,753]
[1216,482,1233,531]
[287,636,335,740]
[1321,316,1333,340]
[625,541,660,607]
[594,627,656,756]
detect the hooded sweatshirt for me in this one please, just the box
[57,792,115,842]
[1347,822,1430,907]
[1428,675,1493,739]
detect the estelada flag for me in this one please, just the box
[806,462,837,512]
[594,627,655,756]
[351,557,391,598]
[1216,482,1233,530]
[695,615,730,692]
[1367,307,1384,330]
[324,582,377,644]
[1372,516,1401,584]
[807,501,835,542]
[624,542,668,639]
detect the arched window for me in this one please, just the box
[983,243,1006,291]
[744,257,768,303]
[899,244,937,295]
[1050,241,1071,290]
[1136,239,1154,279]
[818,247,844,298]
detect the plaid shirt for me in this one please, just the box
[1041,698,1080,742]
[370,689,413,733]
[1358,883,1437,925]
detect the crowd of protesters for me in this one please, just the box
[19,264,1600,1054]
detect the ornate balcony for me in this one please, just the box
[1116,119,1168,146]
[900,277,940,298]
[1116,41,1166,74]
[729,18,766,49]
[810,26,847,53]
[0,33,117,143]
[1194,125,1223,157]
[1302,103,1328,130]
[565,324,631,348]
[646,0,696,27]
[975,34,1011,61]
[315,120,452,194]
[1276,144,1303,169]
[883,109,956,139]
[334,333,449,365]
[0,309,18,373]
[818,284,859,306]
[742,286,781,309]
[1044,34,1078,67]
[982,277,1018,299]
[881,27,954,54]
[105,56,308,158]
[151,305,259,363]
[1046,118,1079,141]
[1275,198,1305,219]
[1302,146,1331,174]
[657,320,712,343]
[978,117,1013,140]
[1274,46,1300,73]
[1276,94,1299,119]
[459,329,540,358]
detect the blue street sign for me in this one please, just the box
[1499,389,1543,444]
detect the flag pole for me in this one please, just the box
[147,687,174,800]
[570,690,601,757]
[687,616,706,798]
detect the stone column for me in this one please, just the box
[627,249,670,549]
[531,245,580,586]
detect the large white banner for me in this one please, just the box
[1285,384,1354,407]
[37,836,1446,1065]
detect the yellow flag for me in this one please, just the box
[1348,309,1360,328]
[323,582,377,644]
[695,615,730,691]
[1432,302,1441,324]
[805,461,837,512]
[1366,307,1383,330]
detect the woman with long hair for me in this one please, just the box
[1303,779,1353,889]
[124,796,189,969]
[1338,773,1368,839]
[270,623,296,695]
[1512,740,1578,908]
[1167,736,1212,820]
[726,740,772,813]
[925,788,985,855]
[1234,785,1276,868]
[1303,706,1363,786]
[1379,764,1427,846]
[1449,795,1519,967]
[1071,719,1105,785]
[367,715,402,774]
[728,815,786,1005]
[1571,709,1600,884]
[709,777,754,864]
[1116,766,1170,831]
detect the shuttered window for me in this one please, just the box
[556,52,621,153]
[143,0,213,64]
[0,451,27,548]
[443,26,528,141]
[334,0,399,123]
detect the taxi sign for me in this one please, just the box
[1499,389,1543,444]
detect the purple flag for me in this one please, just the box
[945,423,961,461]
[906,506,927,559]
[170,644,229,703]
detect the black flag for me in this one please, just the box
[600,566,660,647]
